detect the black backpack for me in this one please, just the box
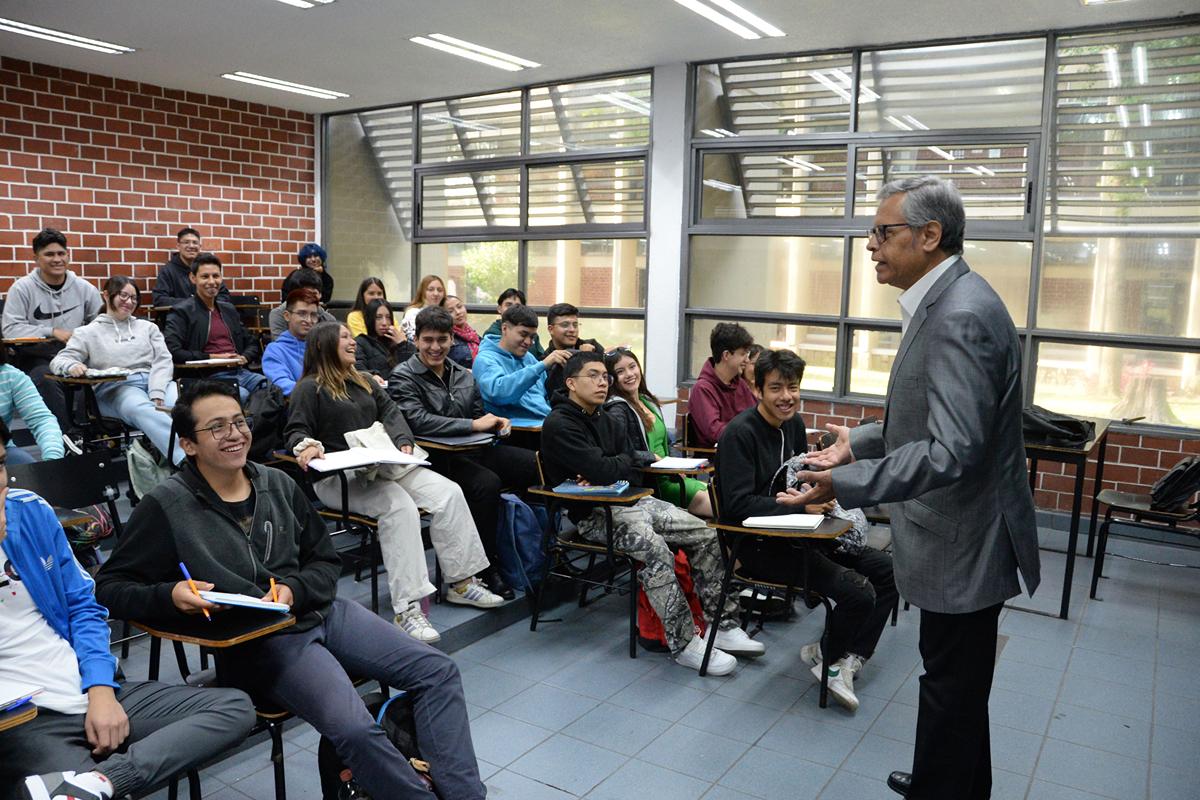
[1022,405,1095,449]
[1150,456,1200,511]
[245,382,288,463]
[317,690,435,799]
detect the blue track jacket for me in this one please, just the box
[471,334,551,426]
[262,330,306,397]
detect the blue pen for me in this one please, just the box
[179,561,212,622]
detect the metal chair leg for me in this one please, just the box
[700,534,741,676]
[188,768,201,800]
[629,563,640,659]
[1090,508,1116,599]
[818,598,834,709]
[269,718,287,800]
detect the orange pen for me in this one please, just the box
[269,577,279,603]
[178,561,211,622]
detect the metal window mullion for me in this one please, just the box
[517,238,528,294]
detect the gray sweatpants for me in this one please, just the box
[0,682,254,800]
[578,496,740,655]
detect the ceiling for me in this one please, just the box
[1,0,1193,115]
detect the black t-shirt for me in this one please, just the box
[222,486,256,535]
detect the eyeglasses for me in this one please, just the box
[194,416,254,441]
[866,222,915,243]
[574,370,610,385]
[114,292,138,304]
[604,347,632,359]
[288,310,320,321]
[552,321,580,330]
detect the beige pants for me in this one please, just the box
[314,466,490,616]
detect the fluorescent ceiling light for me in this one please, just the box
[885,115,912,131]
[670,0,785,40]
[270,0,335,7]
[776,156,825,172]
[221,71,349,99]
[1133,45,1148,85]
[901,114,928,130]
[426,113,498,132]
[703,178,742,192]
[1079,0,1135,5]
[410,34,539,71]
[0,17,134,54]
[808,69,877,104]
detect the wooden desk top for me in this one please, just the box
[527,485,654,504]
[509,424,542,433]
[176,359,244,370]
[707,516,851,541]
[133,611,295,648]
[45,373,127,385]
[415,435,495,452]
[2,336,53,345]
[0,703,37,732]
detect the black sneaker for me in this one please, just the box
[22,770,112,800]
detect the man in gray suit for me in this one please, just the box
[791,176,1040,799]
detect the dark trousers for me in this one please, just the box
[24,357,71,431]
[230,598,484,800]
[428,443,539,565]
[909,602,1003,800]
[743,544,897,661]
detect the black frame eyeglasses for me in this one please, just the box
[866,222,915,243]
[194,416,254,441]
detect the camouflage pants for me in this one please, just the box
[578,496,740,655]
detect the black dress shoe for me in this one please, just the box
[484,570,516,601]
[886,771,911,796]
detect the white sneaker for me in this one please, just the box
[815,664,860,712]
[23,770,113,800]
[395,607,441,643]
[61,432,83,456]
[446,578,505,609]
[800,641,822,671]
[841,653,866,691]
[675,635,737,676]
[707,624,765,656]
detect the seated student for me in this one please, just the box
[742,343,765,397]
[482,288,544,359]
[399,275,446,342]
[355,299,415,386]
[1,228,104,432]
[151,227,231,308]
[94,382,486,800]
[0,419,255,800]
[288,322,503,643]
[542,302,604,400]
[0,342,65,465]
[443,295,479,369]
[49,277,184,466]
[267,269,335,340]
[541,351,764,675]
[388,306,540,599]
[688,322,757,448]
[346,277,396,338]
[163,253,267,401]
[297,242,334,305]
[715,349,897,712]
[262,288,319,397]
[473,305,569,427]
[605,347,711,518]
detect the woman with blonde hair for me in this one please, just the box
[400,274,446,341]
[285,321,503,643]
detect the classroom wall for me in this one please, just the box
[0,56,316,301]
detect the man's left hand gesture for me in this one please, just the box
[778,470,837,507]
[85,686,130,756]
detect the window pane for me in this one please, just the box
[1049,26,1200,233]
[1034,342,1200,427]
[420,169,520,229]
[530,74,651,154]
[418,91,522,163]
[326,110,413,302]
[689,235,843,315]
[700,148,848,220]
[579,317,645,358]
[694,53,854,137]
[527,239,646,309]
[687,317,836,393]
[859,39,1045,131]
[848,239,1031,323]
[1037,237,1199,336]
[528,159,645,226]
[418,241,518,307]
[854,144,1030,220]
[849,329,902,396]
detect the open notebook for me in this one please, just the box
[199,591,290,613]
[308,448,429,472]
[741,514,825,530]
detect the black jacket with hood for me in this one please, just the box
[95,461,341,634]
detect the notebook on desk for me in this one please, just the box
[552,479,631,496]
[308,448,429,472]
[198,591,290,613]
[742,513,824,530]
[647,456,709,470]
[0,684,42,712]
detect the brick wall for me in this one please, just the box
[677,391,1200,519]
[0,57,315,301]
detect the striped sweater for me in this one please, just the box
[0,363,64,459]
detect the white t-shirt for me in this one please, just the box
[0,556,90,715]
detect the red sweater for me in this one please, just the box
[688,359,757,447]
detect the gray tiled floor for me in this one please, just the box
[133,529,1198,799]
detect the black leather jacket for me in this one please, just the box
[387,354,486,438]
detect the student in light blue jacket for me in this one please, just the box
[0,418,254,800]
[0,345,63,464]
[261,288,319,397]
[471,304,570,427]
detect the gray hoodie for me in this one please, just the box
[1,269,103,339]
[49,314,174,401]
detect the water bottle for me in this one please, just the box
[337,769,371,799]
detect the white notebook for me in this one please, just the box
[184,357,243,366]
[199,591,290,613]
[742,514,824,530]
[647,456,709,470]
[0,683,43,712]
[308,448,429,472]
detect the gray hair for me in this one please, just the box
[876,176,965,255]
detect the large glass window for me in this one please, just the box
[690,236,843,315]
[418,241,518,307]
[419,169,521,229]
[526,239,646,308]
[688,317,836,393]
[530,73,651,153]
[528,159,645,226]
[700,148,848,220]
[418,92,522,163]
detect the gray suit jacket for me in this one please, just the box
[832,259,1040,614]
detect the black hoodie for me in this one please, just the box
[95,461,340,633]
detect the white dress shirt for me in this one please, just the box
[898,254,960,335]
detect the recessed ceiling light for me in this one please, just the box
[0,17,134,54]
[270,0,335,8]
[670,0,785,40]
[221,71,349,100]
[1079,0,1136,5]
[410,34,539,71]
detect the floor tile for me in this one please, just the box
[485,769,578,799]
[989,686,1056,734]
[841,733,914,780]
[1154,663,1200,702]
[586,759,710,800]
[493,682,600,730]
[700,786,759,800]
[562,702,672,757]
[993,659,1067,700]
[992,723,1046,776]
[815,770,895,800]
[467,710,555,767]
[1048,702,1151,759]
[1150,725,1200,776]
[458,661,537,710]
[509,733,629,796]
[1034,738,1148,800]
[1000,633,1075,670]
[1066,646,1152,687]
[1152,690,1200,735]
[718,745,834,800]
[1057,673,1154,722]
[1149,762,1198,800]
[544,652,658,700]
[608,676,710,722]
[713,660,808,708]
[678,692,785,744]
[757,711,864,767]
[867,699,919,744]
[1027,779,1113,800]
[789,679,887,732]
[637,724,750,783]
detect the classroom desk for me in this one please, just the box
[1023,417,1111,620]
[414,433,496,452]
[0,703,38,732]
[133,611,296,683]
[638,462,714,503]
[46,373,129,446]
[2,336,54,345]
